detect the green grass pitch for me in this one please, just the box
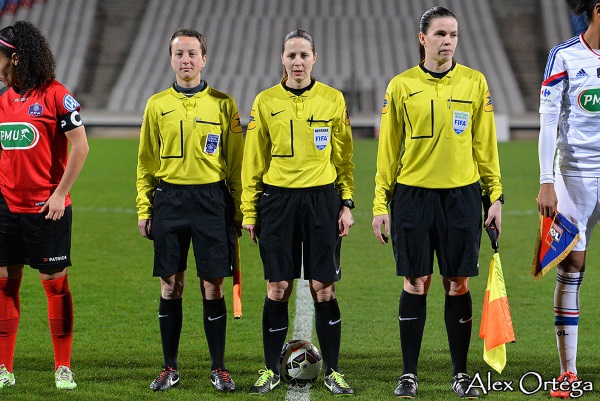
[3,138,598,400]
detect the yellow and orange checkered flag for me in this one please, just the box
[232,238,242,318]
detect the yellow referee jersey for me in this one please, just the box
[241,79,354,225]
[373,63,502,216]
[136,85,244,220]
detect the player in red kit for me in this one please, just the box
[0,21,89,390]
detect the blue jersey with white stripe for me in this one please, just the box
[540,34,600,176]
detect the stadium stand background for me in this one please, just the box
[0,0,579,139]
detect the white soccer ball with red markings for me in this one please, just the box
[280,339,323,385]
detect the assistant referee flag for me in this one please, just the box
[480,252,515,373]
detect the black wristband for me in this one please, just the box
[341,199,355,209]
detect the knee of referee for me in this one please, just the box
[267,280,294,302]
[442,276,469,296]
[403,275,432,295]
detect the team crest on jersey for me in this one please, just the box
[28,102,43,117]
[204,133,220,154]
[0,122,40,149]
[578,88,600,113]
[230,112,243,133]
[382,93,390,114]
[63,94,80,112]
[314,127,330,150]
[453,111,469,134]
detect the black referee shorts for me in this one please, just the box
[390,182,482,278]
[0,192,72,270]
[151,180,237,279]
[257,184,342,283]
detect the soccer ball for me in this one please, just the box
[280,339,323,385]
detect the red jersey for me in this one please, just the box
[0,80,81,213]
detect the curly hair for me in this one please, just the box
[566,0,600,21]
[0,20,55,94]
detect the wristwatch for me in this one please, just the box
[341,199,355,209]
[497,194,504,204]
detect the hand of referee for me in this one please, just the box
[372,214,390,244]
[243,224,257,243]
[484,201,502,239]
[338,207,354,237]
[138,219,153,240]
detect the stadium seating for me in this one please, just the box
[0,0,96,94]
[542,0,573,52]
[0,0,576,130]
[106,0,528,117]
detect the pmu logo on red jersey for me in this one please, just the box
[0,122,40,150]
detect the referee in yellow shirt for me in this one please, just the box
[242,29,355,395]
[136,28,243,393]
[372,7,503,399]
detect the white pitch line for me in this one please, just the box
[285,277,314,401]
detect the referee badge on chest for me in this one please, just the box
[204,133,220,155]
[313,127,330,150]
[452,110,469,135]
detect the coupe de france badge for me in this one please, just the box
[204,133,220,155]
[453,111,469,135]
[28,102,43,117]
[314,127,330,150]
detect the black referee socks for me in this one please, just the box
[158,297,183,370]
[263,297,289,374]
[444,292,473,376]
[399,290,427,375]
[203,297,227,370]
[315,298,342,376]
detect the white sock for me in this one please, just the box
[554,270,583,375]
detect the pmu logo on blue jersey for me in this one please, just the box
[28,102,42,117]
[542,88,551,98]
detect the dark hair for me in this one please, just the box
[418,6,457,61]
[281,29,316,79]
[566,0,600,21]
[169,28,207,57]
[0,21,55,94]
